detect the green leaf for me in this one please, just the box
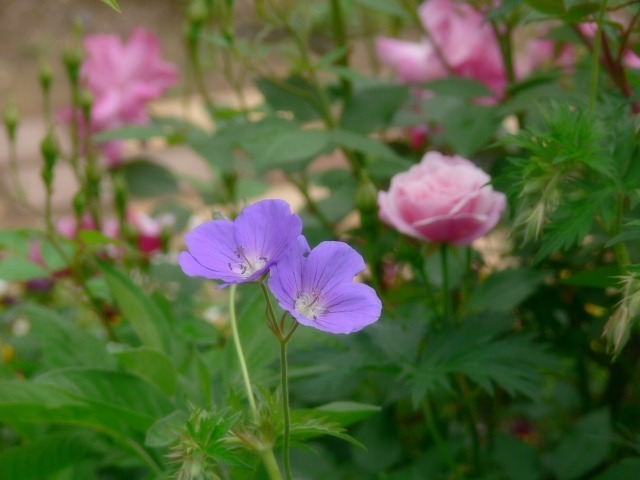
[468,269,546,313]
[93,124,168,141]
[0,256,48,281]
[405,314,555,404]
[353,0,409,18]
[341,84,409,134]
[145,410,188,447]
[492,433,542,480]
[108,344,178,396]
[524,0,565,15]
[256,76,325,122]
[77,229,124,246]
[328,129,405,162]
[115,159,179,198]
[100,0,121,12]
[290,409,365,449]
[10,303,117,370]
[0,228,34,254]
[439,103,501,157]
[547,409,612,480]
[424,78,492,98]
[313,401,381,427]
[253,130,330,171]
[0,431,98,480]
[99,262,174,355]
[562,265,622,288]
[35,367,175,432]
[593,458,640,480]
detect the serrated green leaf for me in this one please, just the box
[0,431,98,480]
[108,344,178,396]
[99,262,174,355]
[405,314,554,405]
[115,159,179,198]
[562,265,622,288]
[313,401,381,427]
[290,410,365,449]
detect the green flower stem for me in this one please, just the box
[280,338,293,480]
[423,399,461,478]
[589,0,608,112]
[440,243,452,324]
[228,284,259,421]
[260,448,284,480]
[260,281,297,479]
[457,247,473,322]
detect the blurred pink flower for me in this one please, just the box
[59,28,177,167]
[82,27,178,131]
[378,151,506,245]
[376,0,505,96]
[127,210,174,255]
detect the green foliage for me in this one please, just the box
[404,315,555,405]
[115,159,179,198]
[100,0,121,13]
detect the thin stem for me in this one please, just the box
[228,284,259,420]
[457,247,473,322]
[280,338,293,480]
[8,136,28,203]
[439,243,452,324]
[423,399,462,478]
[589,0,608,112]
[457,374,481,472]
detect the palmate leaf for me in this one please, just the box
[404,314,555,406]
[289,410,365,449]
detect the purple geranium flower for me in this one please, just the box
[179,199,302,286]
[268,240,382,334]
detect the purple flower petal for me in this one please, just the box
[268,240,382,334]
[178,199,302,286]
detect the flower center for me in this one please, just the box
[294,290,328,321]
[228,245,267,278]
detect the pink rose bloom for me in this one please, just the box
[378,151,506,245]
[82,27,178,131]
[376,0,506,96]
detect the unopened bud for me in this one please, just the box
[79,90,93,120]
[39,59,53,94]
[188,0,208,25]
[40,131,58,188]
[4,104,19,141]
[62,44,83,85]
[355,174,379,215]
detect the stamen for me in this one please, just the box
[294,289,328,320]
[228,245,267,278]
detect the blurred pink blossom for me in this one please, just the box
[127,210,174,255]
[61,28,177,167]
[378,151,506,245]
[82,27,178,131]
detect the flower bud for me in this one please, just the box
[3,104,19,142]
[40,131,58,188]
[355,174,378,215]
[63,44,84,85]
[39,58,53,94]
[188,0,209,25]
[79,89,93,121]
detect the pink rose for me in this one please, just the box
[82,27,178,131]
[377,151,506,245]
